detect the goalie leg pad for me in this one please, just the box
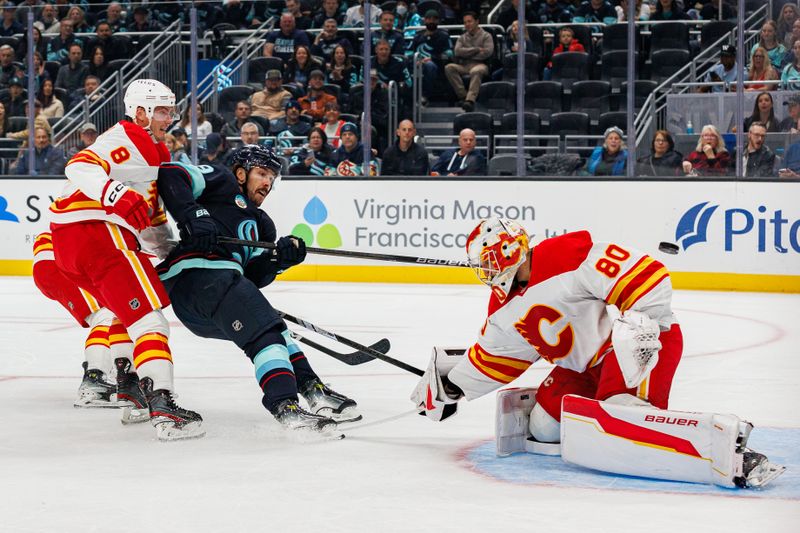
[495,387,536,456]
[559,394,781,488]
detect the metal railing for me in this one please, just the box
[634,3,769,150]
[52,19,184,152]
[175,18,275,117]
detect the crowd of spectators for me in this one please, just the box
[0,1,796,177]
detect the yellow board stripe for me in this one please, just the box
[105,223,161,310]
[4,260,800,293]
[607,257,655,305]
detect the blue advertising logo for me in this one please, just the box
[675,201,718,251]
[0,195,19,223]
[675,202,799,253]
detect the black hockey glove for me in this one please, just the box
[181,207,218,252]
[275,235,307,270]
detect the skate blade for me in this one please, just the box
[74,394,121,408]
[285,425,345,442]
[120,406,150,425]
[747,461,787,488]
[314,406,363,424]
[154,420,206,442]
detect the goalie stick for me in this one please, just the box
[289,330,391,365]
[217,236,470,267]
[277,309,424,376]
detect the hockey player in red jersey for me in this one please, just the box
[32,233,148,422]
[412,218,784,488]
[47,79,203,441]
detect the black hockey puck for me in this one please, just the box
[658,242,680,255]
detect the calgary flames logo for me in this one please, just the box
[514,304,574,363]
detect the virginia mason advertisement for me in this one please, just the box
[0,178,798,288]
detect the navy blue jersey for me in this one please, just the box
[155,162,278,287]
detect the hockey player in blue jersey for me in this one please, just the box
[155,145,359,431]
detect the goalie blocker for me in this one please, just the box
[495,389,785,489]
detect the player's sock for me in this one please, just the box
[250,342,299,412]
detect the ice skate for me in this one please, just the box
[74,362,118,408]
[140,377,205,441]
[115,358,149,424]
[734,449,786,488]
[300,378,362,423]
[272,398,339,433]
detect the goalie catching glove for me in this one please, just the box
[410,347,465,422]
[609,307,662,388]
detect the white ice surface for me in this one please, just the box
[0,277,798,533]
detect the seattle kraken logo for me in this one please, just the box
[675,202,719,251]
[232,220,263,265]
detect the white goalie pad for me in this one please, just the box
[495,387,537,457]
[560,394,758,488]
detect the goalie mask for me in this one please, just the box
[466,218,530,302]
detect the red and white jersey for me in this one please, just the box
[449,231,677,400]
[49,121,174,257]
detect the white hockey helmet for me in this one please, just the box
[123,79,176,120]
[466,217,530,302]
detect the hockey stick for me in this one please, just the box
[217,236,470,268]
[289,330,391,365]
[277,309,424,376]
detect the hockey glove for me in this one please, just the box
[181,208,218,252]
[102,180,151,231]
[275,235,307,270]
[410,347,465,422]
[610,308,662,388]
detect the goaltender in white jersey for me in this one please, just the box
[412,218,785,489]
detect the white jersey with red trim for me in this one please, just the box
[48,120,174,257]
[449,231,677,401]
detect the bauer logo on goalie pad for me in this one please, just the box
[644,414,698,427]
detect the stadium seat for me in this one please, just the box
[107,58,129,74]
[601,50,638,92]
[218,85,256,121]
[700,21,735,51]
[248,115,271,135]
[526,25,544,57]
[349,54,364,72]
[417,0,444,19]
[650,49,691,85]
[498,112,540,147]
[601,24,641,52]
[475,81,515,122]
[524,81,563,129]
[488,154,524,176]
[323,83,341,101]
[550,52,589,93]
[569,80,611,124]
[619,80,658,112]
[7,116,28,132]
[282,84,305,99]
[597,111,629,135]
[649,22,690,55]
[381,2,398,13]
[53,87,69,107]
[549,112,590,147]
[453,112,493,136]
[502,53,540,83]
[248,57,284,85]
[204,112,226,133]
[0,36,18,49]
[44,61,61,82]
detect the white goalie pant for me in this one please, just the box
[560,394,752,488]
